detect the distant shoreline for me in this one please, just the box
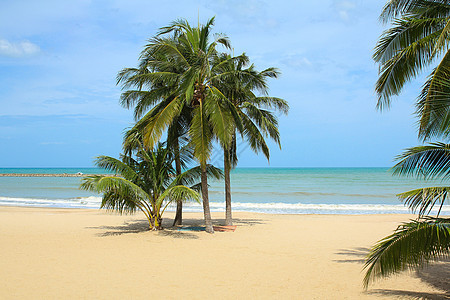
[0,174,105,177]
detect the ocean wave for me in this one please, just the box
[208,190,394,198]
[0,196,102,209]
[183,201,450,215]
[1,196,449,215]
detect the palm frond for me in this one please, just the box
[94,156,139,183]
[364,217,450,288]
[393,142,450,179]
[116,67,142,87]
[374,16,445,65]
[243,103,281,147]
[170,164,223,188]
[138,96,183,150]
[86,176,149,200]
[249,97,289,115]
[120,89,174,120]
[80,175,151,214]
[433,17,450,54]
[417,51,450,139]
[398,186,450,216]
[205,87,237,148]
[239,113,270,160]
[374,0,450,110]
[189,105,213,166]
[156,185,201,206]
[379,0,450,23]
[375,20,444,109]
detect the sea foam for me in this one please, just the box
[2,168,450,215]
[2,196,449,215]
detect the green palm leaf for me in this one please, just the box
[86,176,150,201]
[239,113,270,160]
[374,0,450,111]
[157,185,201,206]
[189,104,213,166]
[364,217,450,288]
[398,186,450,216]
[380,0,450,23]
[80,176,151,213]
[375,22,443,109]
[94,156,140,183]
[416,52,450,139]
[204,87,236,148]
[138,96,183,150]
[170,165,223,188]
[393,142,450,179]
[249,97,289,115]
[242,103,281,147]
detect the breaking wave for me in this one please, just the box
[2,196,449,215]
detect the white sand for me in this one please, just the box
[0,206,448,299]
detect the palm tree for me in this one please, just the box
[117,36,193,226]
[120,17,241,233]
[364,142,450,287]
[80,143,221,230]
[374,0,450,139]
[212,53,289,225]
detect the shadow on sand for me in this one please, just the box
[87,216,266,239]
[334,247,370,264]
[335,247,450,299]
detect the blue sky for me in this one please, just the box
[0,0,429,167]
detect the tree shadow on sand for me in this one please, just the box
[86,220,152,237]
[87,216,266,238]
[333,247,370,264]
[335,247,450,299]
[368,261,450,299]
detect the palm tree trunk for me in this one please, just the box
[172,138,183,226]
[201,164,214,233]
[224,147,232,226]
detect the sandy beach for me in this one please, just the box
[0,206,448,299]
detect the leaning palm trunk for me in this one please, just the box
[224,147,232,226]
[201,165,214,233]
[173,138,183,226]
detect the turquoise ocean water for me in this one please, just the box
[1,167,449,214]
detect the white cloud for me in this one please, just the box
[279,54,314,69]
[0,39,40,57]
[333,0,357,21]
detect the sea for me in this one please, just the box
[1,167,450,215]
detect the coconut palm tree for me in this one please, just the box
[121,121,193,226]
[374,0,450,139]
[80,143,221,230]
[364,142,450,287]
[212,53,289,225]
[117,36,193,226]
[120,17,241,233]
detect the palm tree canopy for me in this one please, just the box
[374,0,450,139]
[211,52,289,164]
[119,17,258,168]
[80,143,222,229]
